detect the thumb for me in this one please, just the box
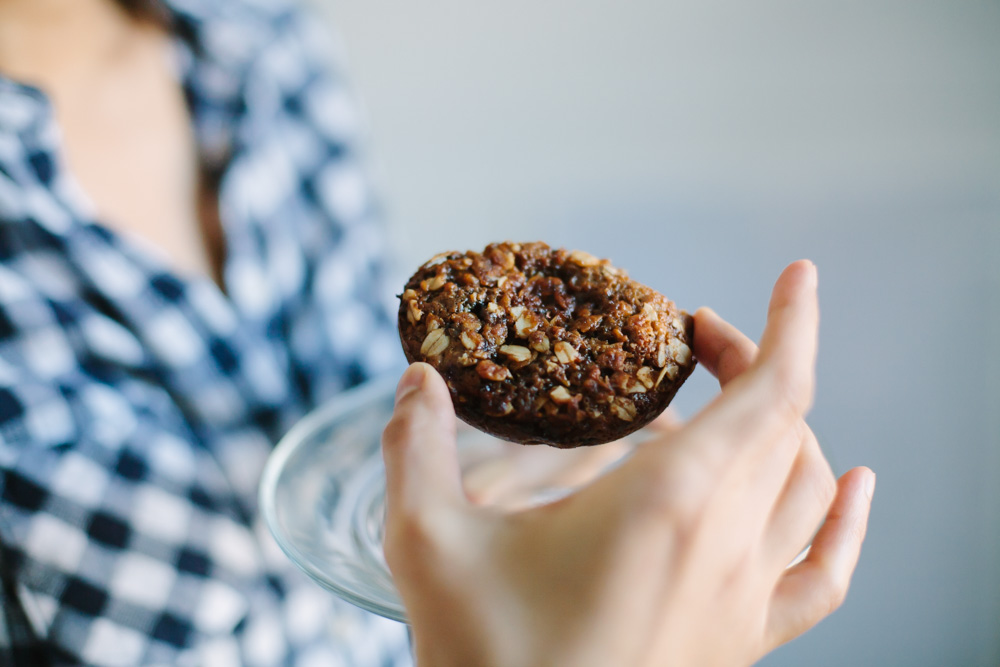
[382,363,465,521]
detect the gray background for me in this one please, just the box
[311,1,1000,664]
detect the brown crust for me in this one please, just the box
[397,242,697,447]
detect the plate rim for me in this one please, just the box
[258,376,409,623]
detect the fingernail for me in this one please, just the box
[395,363,427,405]
[695,306,717,320]
[864,471,876,500]
[802,259,817,287]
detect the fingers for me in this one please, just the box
[636,263,821,534]
[760,431,836,569]
[685,261,819,453]
[764,467,875,648]
[687,306,801,534]
[753,260,820,417]
[646,408,684,434]
[464,439,631,510]
[692,298,835,565]
[691,307,758,387]
[382,363,466,519]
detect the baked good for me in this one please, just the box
[397,242,696,447]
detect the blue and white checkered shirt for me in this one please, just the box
[0,0,412,664]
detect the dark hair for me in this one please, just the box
[115,0,169,25]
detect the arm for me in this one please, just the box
[382,260,874,667]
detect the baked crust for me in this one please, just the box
[397,242,696,447]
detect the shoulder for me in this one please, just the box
[167,0,363,166]
[167,0,344,68]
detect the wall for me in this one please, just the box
[309,1,1000,664]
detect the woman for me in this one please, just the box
[0,0,874,664]
[0,0,408,663]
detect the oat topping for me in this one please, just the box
[529,333,550,353]
[637,366,655,389]
[406,299,423,324]
[476,360,511,382]
[499,344,532,363]
[549,386,576,404]
[611,397,638,422]
[398,241,697,447]
[553,341,581,364]
[420,328,449,356]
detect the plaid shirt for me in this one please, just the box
[0,0,412,664]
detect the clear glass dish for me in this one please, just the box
[258,378,641,623]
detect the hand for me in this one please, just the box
[382,261,875,667]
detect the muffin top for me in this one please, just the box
[397,242,696,447]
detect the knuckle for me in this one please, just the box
[381,410,418,450]
[820,573,850,615]
[809,460,838,511]
[768,363,814,419]
[386,495,465,549]
[846,511,870,546]
[385,505,445,566]
[812,562,852,617]
[819,471,838,508]
[636,455,709,525]
[813,484,837,520]
[383,526,428,578]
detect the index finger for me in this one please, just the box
[684,260,819,454]
[691,306,758,386]
[754,259,820,416]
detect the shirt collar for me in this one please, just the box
[0,78,53,140]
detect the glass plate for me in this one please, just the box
[259,378,642,623]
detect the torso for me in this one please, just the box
[0,2,410,664]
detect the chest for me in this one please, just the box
[48,29,223,284]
